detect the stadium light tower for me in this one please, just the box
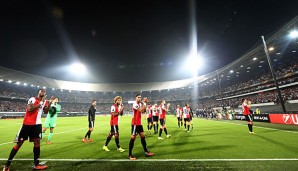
[216,70,225,110]
[261,36,286,113]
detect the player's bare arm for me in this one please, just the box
[137,102,146,113]
[43,96,55,114]
[27,103,41,112]
[120,104,124,113]
[111,112,119,116]
[165,103,170,112]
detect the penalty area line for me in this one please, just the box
[0,158,297,162]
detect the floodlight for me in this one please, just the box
[289,30,298,39]
[186,53,203,75]
[268,47,274,51]
[253,57,257,60]
[70,63,86,75]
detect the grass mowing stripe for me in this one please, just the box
[210,119,298,134]
[0,158,297,162]
[0,123,108,146]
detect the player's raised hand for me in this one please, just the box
[42,96,46,102]
[143,97,148,103]
[49,96,55,103]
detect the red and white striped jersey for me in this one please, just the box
[110,104,120,125]
[23,97,47,125]
[182,106,191,119]
[146,104,152,118]
[151,105,159,116]
[132,101,143,125]
[159,104,166,119]
[176,108,182,117]
[242,102,250,115]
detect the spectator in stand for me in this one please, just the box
[255,107,261,114]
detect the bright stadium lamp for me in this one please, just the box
[70,62,87,75]
[289,30,298,39]
[186,53,203,75]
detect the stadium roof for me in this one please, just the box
[1,15,297,92]
[0,66,208,92]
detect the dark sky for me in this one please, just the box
[1,0,297,83]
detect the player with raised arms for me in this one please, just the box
[3,89,54,171]
[242,98,255,134]
[42,97,61,145]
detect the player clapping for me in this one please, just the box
[158,100,171,140]
[128,94,154,160]
[151,102,159,134]
[102,96,125,152]
[176,105,183,129]
[183,103,191,132]
[3,89,54,171]
[42,97,61,145]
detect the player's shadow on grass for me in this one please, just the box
[255,134,297,152]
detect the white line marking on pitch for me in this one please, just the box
[211,120,298,134]
[0,158,297,162]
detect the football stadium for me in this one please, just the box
[1,1,298,171]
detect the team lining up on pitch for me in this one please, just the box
[2,88,256,170]
[2,89,195,170]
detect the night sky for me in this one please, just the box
[1,0,297,83]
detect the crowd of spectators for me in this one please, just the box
[0,52,297,113]
[0,84,297,113]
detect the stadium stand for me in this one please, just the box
[1,16,298,118]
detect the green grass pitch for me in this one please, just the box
[1,115,298,170]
